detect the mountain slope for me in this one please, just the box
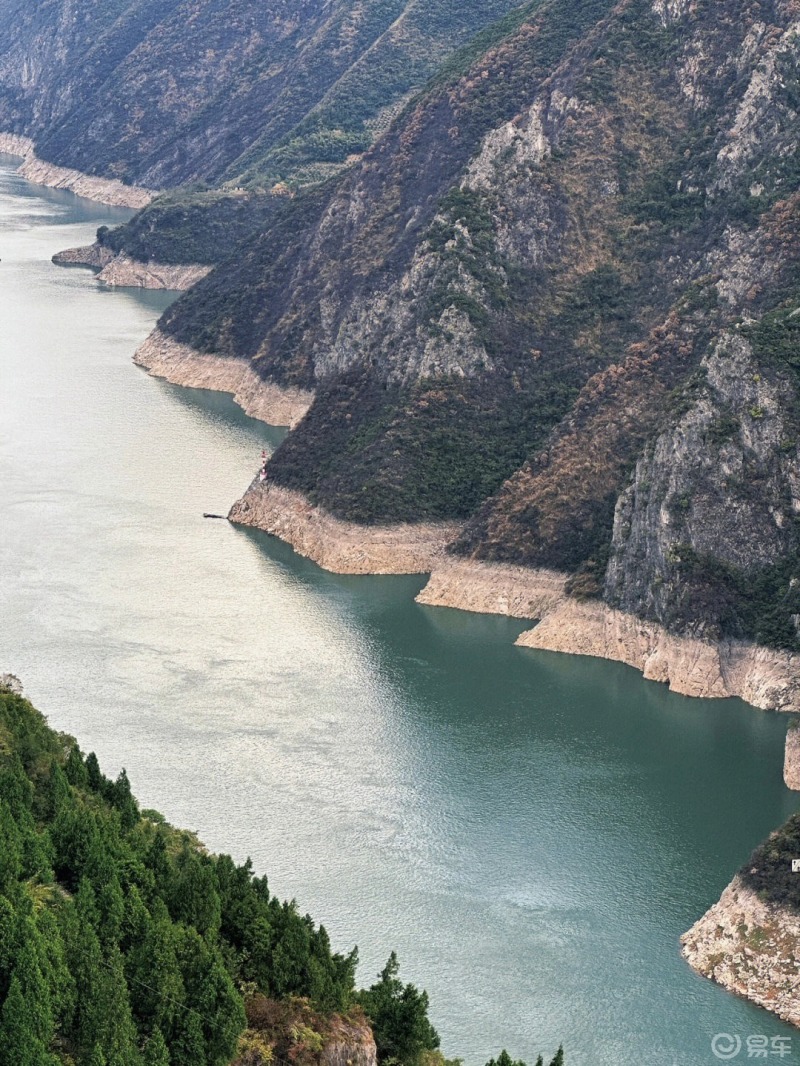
[153,0,800,659]
[0,0,530,190]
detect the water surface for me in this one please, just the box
[1,157,799,1066]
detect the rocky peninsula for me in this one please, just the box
[53,243,210,290]
[681,874,800,1029]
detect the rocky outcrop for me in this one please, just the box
[416,559,567,619]
[320,1016,377,1066]
[228,482,459,575]
[53,244,210,290]
[52,243,115,270]
[134,329,313,428]
[604,333,800,629]
[517,599,800,711]
[681,874,800,1027]
[0,132,155,207]
[785,722,800,790]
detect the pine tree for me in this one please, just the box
[109,769,139,831]
[170,1010,205,1066]
[143,1028,170,1066]
[548,1049,564,1066]
[169,849,221,939]
[127,907,185,1039]
[87,1046,107,1066]
[86,752,103,793]
[0,800,22,891]
[96,875,125,946]
[65,744,89,789]
[14,920,54,1044]
[83,945,141,1066]
[195,955,246,1065]
[0,974,47,1066]
[42,761,72,821]
[358,953,440,1066]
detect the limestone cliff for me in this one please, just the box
[785,721,800,790]
[229,481,457,574]
[180,0,799,709]
[0,133,154,207]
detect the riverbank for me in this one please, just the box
[134,328,313,428]
[229,480,458,574]
[228,478,800,711]
[53,243,210,290]
[681,874,800,1028]
[0,132,155,208]
[517,599,800,712]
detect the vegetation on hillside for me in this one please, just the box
[0,686,563,1066]
[0,0,534,191]
[740,812,800,912]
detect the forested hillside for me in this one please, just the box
[0,686,563,1066]
[0,0,528,190]
[150,0,800,656]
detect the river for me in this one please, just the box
[1,155,799,1066]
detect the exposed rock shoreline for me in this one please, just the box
[134,329,314,428]
[785,722,800,790]
[681,875,800,1028]
[227,479,800,712]
[0,132,155,208]
[53,243,210,290]
[416,558,569,619]
[518,599,800,712]
[229,481,458,575]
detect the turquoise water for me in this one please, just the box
[1,156,799,1066]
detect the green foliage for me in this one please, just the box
[743,305,800,383]
[485,1051,564,1066]
[0,690,547,1065]
[0,692,352,1064]
[99,191,294,266]
[268,368,576,523]
[741,813,800,912]
[357,953,439,1066]
[665,546,800,651]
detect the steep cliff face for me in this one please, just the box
[8,0,800,677]
[158,0,800,605]
[605,331,800,647]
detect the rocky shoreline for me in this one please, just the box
[517,599,800,712]
[785,722,800,790]
[0,132,155,208]
[134,329,314,428]
[227,480,800,712]
[53,243,211,290]
[681,875,800,1028]
[229,481,458,575]
[416,558,568,619]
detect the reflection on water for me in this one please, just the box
[2,159,800,1066]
